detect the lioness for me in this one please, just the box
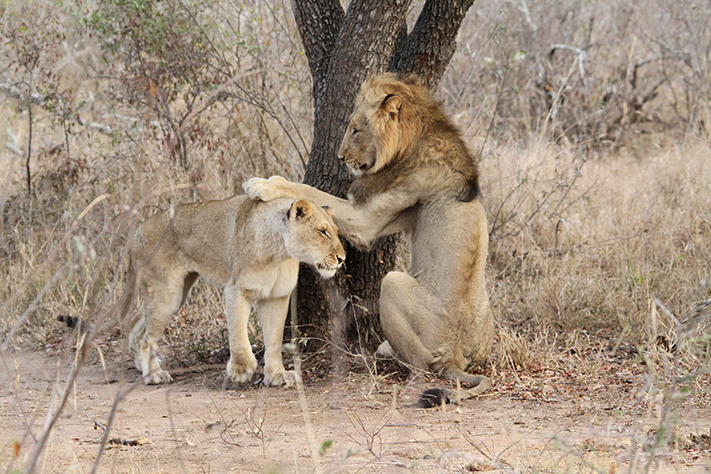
[243,73,493,406]
[123,195,345,386]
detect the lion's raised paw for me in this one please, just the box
[242,176,290,202]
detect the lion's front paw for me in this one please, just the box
[376,340,397,358]
[227,355,258,384]
[242,176,290,202]
[144,369,173,385]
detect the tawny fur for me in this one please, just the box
[121,196,344,386]
[243,73,493,403]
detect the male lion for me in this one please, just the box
[122,195,345,386]
[243,73,493,406]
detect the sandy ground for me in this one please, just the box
[1,347,711,474]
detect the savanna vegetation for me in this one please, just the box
[1,0,710,472]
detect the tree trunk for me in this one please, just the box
[291,0,476,360]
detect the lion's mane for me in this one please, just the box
[348,73,480,204]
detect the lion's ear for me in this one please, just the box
[381,94,401,119]
[321,205,333,216]
[290,199,313,220]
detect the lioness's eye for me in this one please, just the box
[352,128,359,136]
[319,229,329,238]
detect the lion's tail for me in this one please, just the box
[417,368,490,408]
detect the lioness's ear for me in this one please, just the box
[321,205,333,216]
[381,94,401,119]
[291,199,313,220]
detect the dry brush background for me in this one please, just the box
[1,0,710,472]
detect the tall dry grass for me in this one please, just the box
[0,0,310,356]
[483,140,711,338]
[1,1,710,471]
[0,0,707,374]
[0,0,708,384]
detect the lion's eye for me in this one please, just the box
[319,229,329,238]
[352,128,359,136]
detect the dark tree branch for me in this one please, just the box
[26,71,34,196]
[289,0,474,354]
[388,20,410,73]
[290,0,413,354]
[304,0,411,196]
[390,0,476,88]
[291,0,344,107]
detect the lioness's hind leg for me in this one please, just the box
[225,285,258,384]
[132,274,186,385]
[379,271,441,370]
[256,296,292,387]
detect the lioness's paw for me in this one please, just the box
[281,370,299,388]
[144,369,173,385]
[263,368,299,387]
[242,176,289,202]
[227,355,258,384]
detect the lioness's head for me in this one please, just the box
[285,199,345,278]
[338,73,431,175]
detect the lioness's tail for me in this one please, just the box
[117,254,139,333]
[58,255,139,336]
[418,368,490,408]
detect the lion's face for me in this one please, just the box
[338,76,403,175]
[338,111,378,175]
[285,199,345,278]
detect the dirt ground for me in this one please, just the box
[1,346,711,474]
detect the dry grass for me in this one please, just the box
[483,140,711,338]
[1,0,711,472]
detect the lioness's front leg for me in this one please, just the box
[224,285,258,384]
[256,296,297,387]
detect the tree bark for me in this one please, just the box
[291,0,343,109]
[290,0,476,358]
[389,0,476,87]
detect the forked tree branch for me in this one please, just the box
[287,0,474,351]
[291,0,344,107]
[303,0,411,195]
[389,0,476,88]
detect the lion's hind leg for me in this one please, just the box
[380,271,491,407]
[129,317,172,385]
[378,271,441,370]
